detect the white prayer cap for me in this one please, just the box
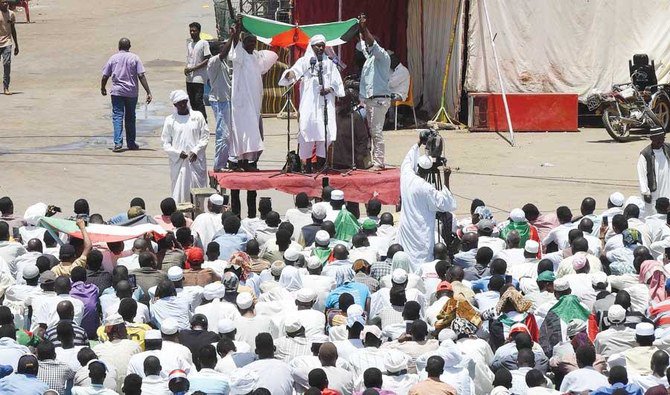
[296,287,317,303]
[509,208,527,223]
[554,277,570,292]
[315,230,331,245]
[209,194,225,206]
[636,322,655,336]
[566,319,586,337]
[607,304,626,324]
[270,260,286,276]
[360,325,382,340]
[524,240,539,254]
[438,328,457,342]
[609,192,625,207]
[203,282,226,301]
[104,313,124,326]
[572,254,587,271]
[591,271,608,287]
[309,34,326,46]
[283,248,301,262]
[236,292,254,310]
[217,318,235,334]
[384,351,409,373]
[229,368,259,395]
[306,256,322,270]
[391,268,408,285]
[145,330,161,340]
[22,265,39,280]
[167,266,184,281]
[23,202,48,226]
[417,155,433,170]
[284,316,303,334]
[170,89,189,104]
[312,202,329,220]
[160,318,180,335]
[346,304,365,328]
[331,190,344,201]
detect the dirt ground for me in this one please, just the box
[0,0,649,221]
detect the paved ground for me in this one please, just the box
[0,0,649,221]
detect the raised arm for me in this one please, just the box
[77,218,92,257]
[358,13,374,48]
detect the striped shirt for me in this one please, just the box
[44,320,89,347]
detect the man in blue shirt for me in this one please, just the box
[357,13,392,171]
[0,354,49,395]
[188,345,230,394]
[213,216,248,261]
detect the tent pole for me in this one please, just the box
[481,0,515,146]
[337,0,342,61]
[430,0,463,126]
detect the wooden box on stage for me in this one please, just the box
[190,187,219,217]
[468,93,579,132]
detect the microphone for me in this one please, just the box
[309,57,317,73]
[316,54,324,87]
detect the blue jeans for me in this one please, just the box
[211,100,231,169]
[0,45,11,90]
[111,95,138,146]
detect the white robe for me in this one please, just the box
[638,149,670,214]
[191,211,222,248]
[397,147,457,266]
[161,110,209,203]
[228,43,278,159]
[279,55,344,144]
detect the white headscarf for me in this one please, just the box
[304,34,327,61]
[23,203,47,226]
[278,265,303,292]
[170,89,189,104]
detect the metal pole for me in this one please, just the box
[337,0,342,61]
[481,0,515,146]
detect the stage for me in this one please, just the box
[209,169,400,205]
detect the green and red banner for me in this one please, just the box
[240,14,359,48]
[38,217,168,244]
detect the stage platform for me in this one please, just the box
[209,169,400,205]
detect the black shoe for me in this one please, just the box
[127,143,140,150]
[112,145,123,152]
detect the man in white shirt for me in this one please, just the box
[234,292,272,349]
[159,318,193,365]
[195,283,240,327]
[0,323,30,371]
[71,360,118,395]
[559,344,609,393]
[477,219,505,254]
[646,197,670,243]
[34,275,84,330]
[93,314,142,392]
[3,264,41,329]
[185,22,211,122]
[624,203,653,247]
[244,333,294,395]
[116,238,150,271]
[542,206,575,251]
[191,194,224,249]
[388,53,410,101]
[271,288,325,339]
[594,305,637,358]
[0,221,25,270]
[140,356,170,395]
[284,193,313,241]
[576,218,603,256]
[126,329,192,378]
[11,237,40,281]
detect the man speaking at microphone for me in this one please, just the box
[279,35,344,172]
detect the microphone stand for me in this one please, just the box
[314,58,344,179]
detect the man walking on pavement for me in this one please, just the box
[0,0,19,95]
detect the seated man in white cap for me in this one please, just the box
[397,145,456,264]
[234,292,272,350]
[325,190,347,222]
[560,254,598,310]
[274,316,312,363]
[279,34,344,172]
[608,322,659,376]
[127,329,192,378]
[299,202,329,247]
[301,257,336,311]
[191,194,225,248]
[594,304,637,359]
[195,283,240,327]
[507,240,541,281]
[149,279,192,331]
[92,313,142,392]
[215,318,251,353]
[161,89,209,204]
[3,264,42,329]
[150,266,203,311]
[158,317,193,365]
[601,192,626,228]
[271,287,325,339]
[228,368,259,395]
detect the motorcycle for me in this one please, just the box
[586,70,670,142]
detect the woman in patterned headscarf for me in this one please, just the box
[489,286,539,351]
[229,251,261,295]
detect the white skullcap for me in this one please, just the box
[160,318,179,335]
[170,89,189,104]
[554,277,570,292]
[331,190,344,201]
[607,304,626,324]
[566,319,587,337]
[22,265,39,280]
[417,155,433,170]
[296,287,317,303]
[217,318,235,334]
[209,194,224,206]
[23,202,48,226]
[636,322,655,336]
[524,240,539,254]
[312,202,329,220]
[315,230,330,245]
[510,208,527,223]
[236,292,254,310]
[609,192,625,207]
[591,271,608,286]
[438,328,457,342]
[360,325,382,340]
[229,368,259,395]
[309,34,326,45]
[167,266,184,281]
[306,256,322,270]
[346,304,365,328]
[284,316,303,334]
[384,351,409,373]
[283,248,301,262]
[104,313,124,326]
[145,330,161,340]
[203,282,226,301]
[391,268,408,284]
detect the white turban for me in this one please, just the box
[509,208,527,223]
[170,90,189,104]
[23,202,48,226]
[309,34,326,46]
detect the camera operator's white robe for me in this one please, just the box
[279,55,344,157]
[228,43,278,159]
[161,110,209,203]
[397,146,456,268]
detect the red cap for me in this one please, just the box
[186,247,204,264]
[436,281,452,291]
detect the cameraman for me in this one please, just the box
[397,137,456,269]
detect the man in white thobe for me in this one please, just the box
[638,128,670,215]
[190,194,224,248]
[228,21,278,165]
[388,53,410,101]
[279,34,344,166]
[161,89,209,203]
[397,145,456,266]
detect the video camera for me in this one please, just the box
[419,128,446,166]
